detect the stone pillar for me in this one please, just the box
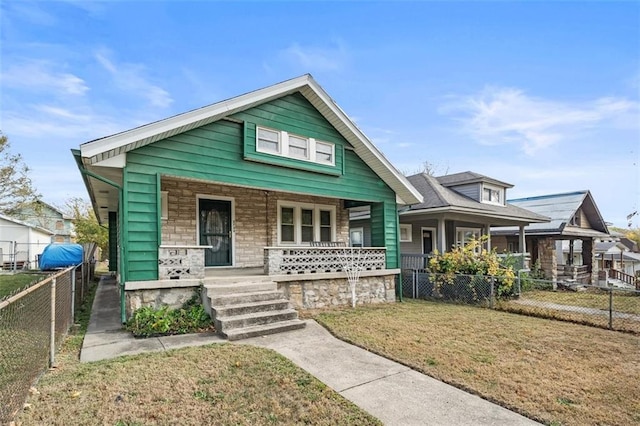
[437,217,446,253]
[519,225,526,254]
[582,238,596,284]
[538,237,557,289]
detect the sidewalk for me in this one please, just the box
[81,276,541,425]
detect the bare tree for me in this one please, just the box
[0,132,39,214]
[402,160,450,177]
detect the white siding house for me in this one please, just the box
[0,214,53,269]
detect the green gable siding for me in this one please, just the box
[121,92,399,281]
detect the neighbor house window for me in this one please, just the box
[399,224,412,242]
[55,220,64,230]
[277,201,336,245]
[256,126,335,166]
[482,184,503,205]
[456,228,482,249]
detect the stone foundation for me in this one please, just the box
[125,286,200,318]
[276,275,396,309]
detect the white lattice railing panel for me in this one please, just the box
[158,245,208,280]
[264,247,386,275]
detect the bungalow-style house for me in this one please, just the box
[73,75,422,339]
[351,171,549,268]
[491,191,610,285]
[13,200,74,243]
[0,213,53,270]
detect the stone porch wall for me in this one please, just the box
[161,177,349,268]
[276,275,396,309]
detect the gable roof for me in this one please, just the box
[401,173,548,224]
[436,171,513,189]
[494,190,609,237]
[78,74,422,206]
[0,213,55,235]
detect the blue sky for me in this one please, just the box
[1,1,638,228]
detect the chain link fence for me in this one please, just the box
[0,264,92,423]
[402,270,640,334]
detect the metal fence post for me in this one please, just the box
[489,276,495,309]
[608,287,613,330]
[50,277,56,368]
[71,267,76,321]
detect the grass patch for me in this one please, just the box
[14,276,380,425]
[518,289,640,315]
[313,300,640,426]
[17,344,380,425]
[0,272,48,299]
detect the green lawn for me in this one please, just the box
[13,277,380,426]
[0,273,48,299]
[312,300,640,426]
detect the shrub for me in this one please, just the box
[126,290,213,338]
[428,236,516,299]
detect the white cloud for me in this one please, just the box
[279,39,349,72]
[440,87,639,155]
[94,49,173,108]
[1,60,89,96]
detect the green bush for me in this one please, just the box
[126,291,213,338]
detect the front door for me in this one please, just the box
[422,229,434,254]
[199,199,232,267]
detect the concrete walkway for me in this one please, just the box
[81,276,541,425]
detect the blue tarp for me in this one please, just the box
[39,243,83,270]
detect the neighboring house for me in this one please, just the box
[14,200,74,243]
[491,191,609,284]
[73,75,422,336]
[0,214,53,270]
[351,171,549,267]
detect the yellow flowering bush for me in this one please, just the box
[428,236,515,298]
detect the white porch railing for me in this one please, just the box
[158,245,211,280]
[264,247,386,275]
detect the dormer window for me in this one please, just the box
[482,184,503,205]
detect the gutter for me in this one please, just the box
[72,150,127,324]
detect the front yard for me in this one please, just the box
[313,300,640,426]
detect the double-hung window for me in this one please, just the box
[277,201,336,245]
[257,128,280,154]
[256,126,335,166]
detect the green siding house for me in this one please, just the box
[73,75,422,331]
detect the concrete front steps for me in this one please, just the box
[204,280,305,341]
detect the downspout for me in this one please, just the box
[74,156,126,323]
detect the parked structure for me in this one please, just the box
[0,213,53,270]
[73,75,422,338]
[491,191,609,284]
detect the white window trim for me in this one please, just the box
[277,200,336,245]
[481,184,504,206]
[256,126,336,166]
[399,224,412,243]
[421,227,437,254]
[456,227,482,248]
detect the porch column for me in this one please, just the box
[519,225,526,254]
[437,217,446,253]
[485,222,492,251]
